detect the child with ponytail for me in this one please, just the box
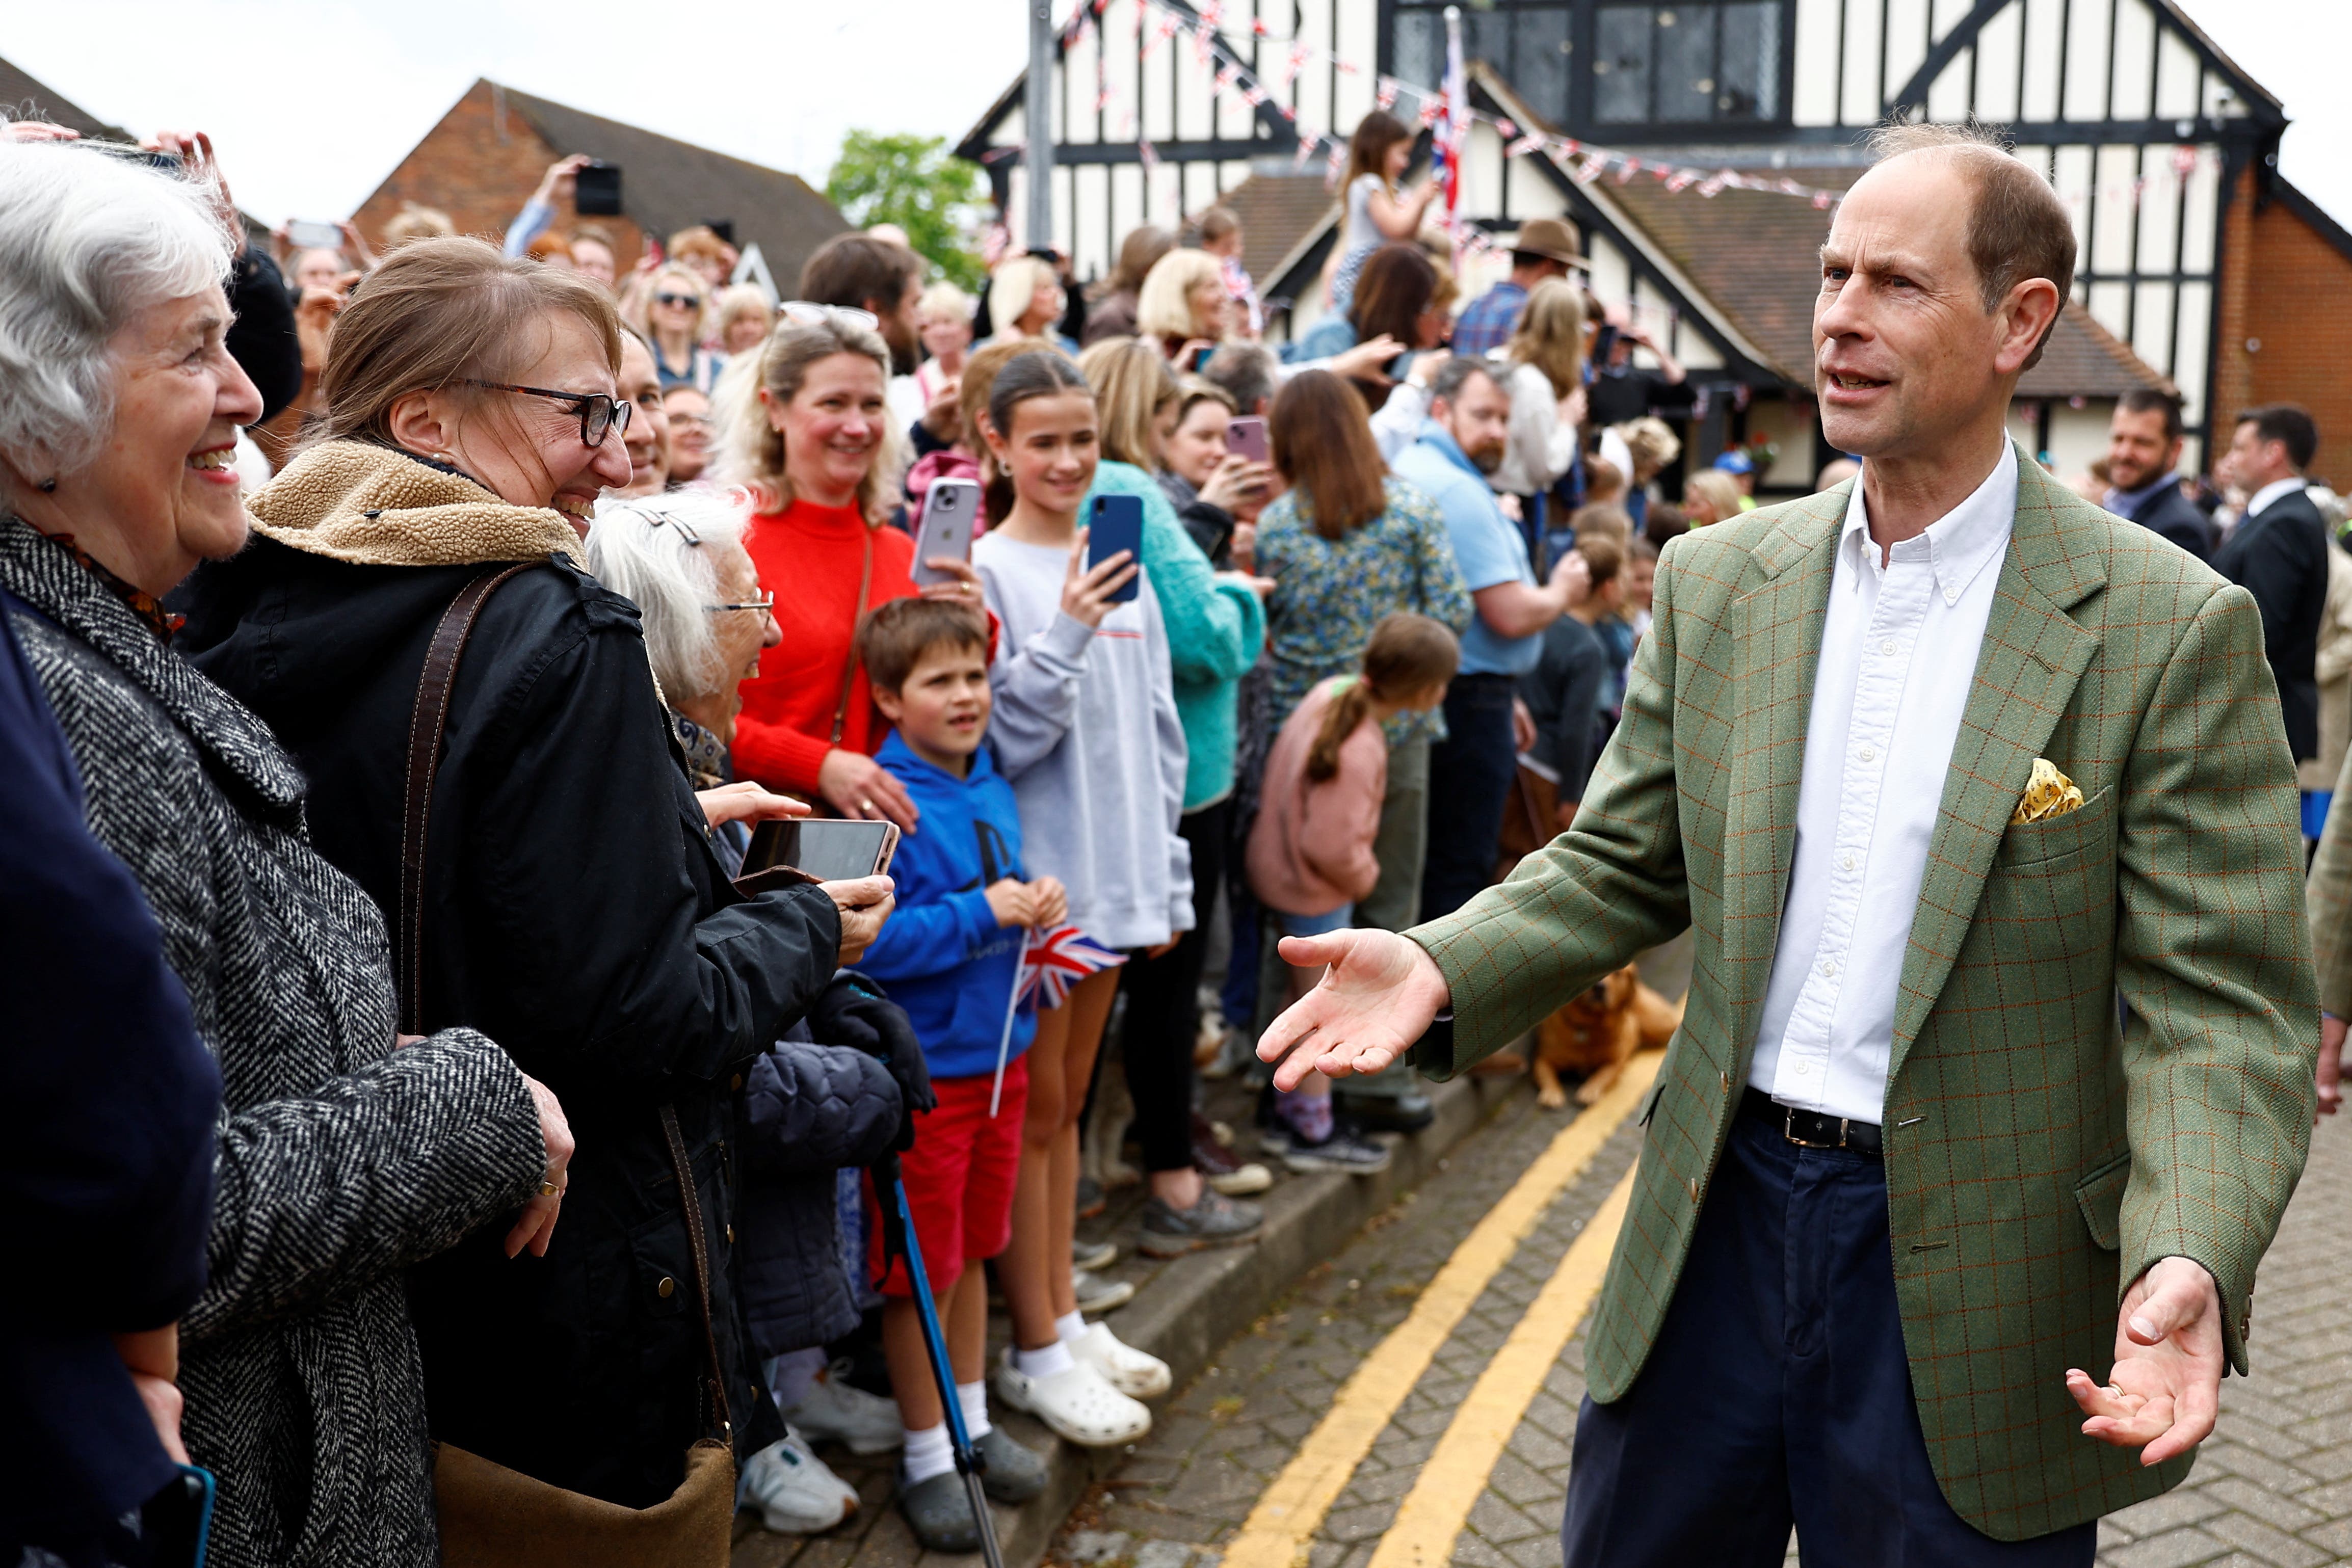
[1245,613,1459,1172]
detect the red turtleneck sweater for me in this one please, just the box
[733,497,917,797]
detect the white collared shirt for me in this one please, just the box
[1748,442,2020,1124]
[2245,477,2305,520]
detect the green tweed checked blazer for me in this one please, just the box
[1411,448,2316,1539]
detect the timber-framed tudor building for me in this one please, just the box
[957,0,2352,493]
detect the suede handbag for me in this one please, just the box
[399,565,737,1567]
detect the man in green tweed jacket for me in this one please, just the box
[1261,125,2316,1566]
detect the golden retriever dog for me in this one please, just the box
[1532,965,1685,1108]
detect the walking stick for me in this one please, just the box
[876,1152,1006,1568]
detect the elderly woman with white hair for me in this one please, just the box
[0,136,574,1565]
[587,487,783,857]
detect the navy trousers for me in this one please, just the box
[1421,673,1521,924]
[1561,1109,2098,1567]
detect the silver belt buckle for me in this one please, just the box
[1782,1106,1848,1150]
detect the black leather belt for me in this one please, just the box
[1741,1087,1882,1155]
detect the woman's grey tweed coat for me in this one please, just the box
[0,519,546,1566]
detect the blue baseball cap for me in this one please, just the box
[1712,450,1756,475]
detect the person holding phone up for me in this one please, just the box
[725,310,990,831]
[970,352,1195,1446]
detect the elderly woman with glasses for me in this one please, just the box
[176,236,895,1513]
[0,139,575,1567]
[716,303,987,829]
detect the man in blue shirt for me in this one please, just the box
[1391,358,1591,924]
[2102,389,2212,560]
[1448,217,1587,357]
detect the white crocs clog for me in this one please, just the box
[1070,1320,1171,1399]
[991,1350,1152,1447]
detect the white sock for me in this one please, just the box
[957,1379,992,1440]
[1014,1339,1075,1379]
[1055,1311,1090,1347]
[902,1421,955,1485]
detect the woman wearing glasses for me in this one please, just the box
[176,237,889,1511]
[719,305,987,830]
[633,261,726,394]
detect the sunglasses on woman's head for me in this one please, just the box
[457,380,633,447]
[654,291,701,309]
[778,300,879,332]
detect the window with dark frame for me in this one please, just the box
[1592,2,1783,125]
[1387,1,1786,134]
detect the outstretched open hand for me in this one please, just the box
[1255,928,1451,1091]
[2065,1255,2225,1467]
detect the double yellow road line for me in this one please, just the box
[1221,1052,1659,1568]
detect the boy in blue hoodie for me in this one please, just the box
[850,597,1066,1551]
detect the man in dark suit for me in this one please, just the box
[2102,389,2211,559]
[2213,404,2330,761]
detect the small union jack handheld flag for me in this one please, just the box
[988,925,1129,1114]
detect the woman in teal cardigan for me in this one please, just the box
[1079,332,1272,1245]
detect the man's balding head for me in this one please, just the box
[1862,123,2076,368]
[1813,125,2068,467]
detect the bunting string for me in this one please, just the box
[1034,0,2217,230]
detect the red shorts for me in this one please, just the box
[866,1057,1029,1297]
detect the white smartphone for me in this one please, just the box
[911,478,981,586]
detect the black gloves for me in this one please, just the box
[811,973,934,1151]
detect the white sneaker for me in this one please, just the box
[991,1349,1152,1447]
[738,1429,859,1533]
[1074,1267,1137,1314]
[783,1364,903,1455]
[1069,1320,1171,1399]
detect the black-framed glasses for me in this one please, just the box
[654,291,702,309]
[778,300,879,333]
[458,380,632,447]
[706,594,775,615]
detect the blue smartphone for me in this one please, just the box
[1087,494,1144,604]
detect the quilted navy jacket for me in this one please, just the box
[739,1025,901,1359]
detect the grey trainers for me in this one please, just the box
[899,1470,980,1553]
[975,1425,1046,1503]
[1262,1122,1393,1176]
[1073,1237,1118,1271]
[1139,1186,1265,1257]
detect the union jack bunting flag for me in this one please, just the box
[1018,924,1126,1011]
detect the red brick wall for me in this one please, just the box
[349,79,645,269]
[2215,167,2352,489]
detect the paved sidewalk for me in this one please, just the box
[1051,1085,2352,1568]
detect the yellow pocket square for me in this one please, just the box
[2011,759,2084,825]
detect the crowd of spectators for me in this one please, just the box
[3,105,2340,1568]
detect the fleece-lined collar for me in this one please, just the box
[247,439,587,569]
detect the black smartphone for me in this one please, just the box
[142,1465,216,1567]
[1087,494,1144,604]
[745,819,901,882]
[703,218,736,248]
[911,477,980,586]
[574,161,623,216]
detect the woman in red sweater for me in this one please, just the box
[725,308,983,826]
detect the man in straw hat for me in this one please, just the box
[1450,215,1589,356]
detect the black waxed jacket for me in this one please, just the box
[175,533,839,1507]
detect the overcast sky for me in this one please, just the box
[4,0,2345,232]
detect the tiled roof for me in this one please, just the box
[1602,164,2169,398]
[497,85,849,293]
[1198,173,1338,301]
[0,56,129,140]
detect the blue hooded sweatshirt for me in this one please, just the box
[852,731,1036,1079]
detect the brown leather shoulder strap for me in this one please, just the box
[398,563,533,1033]
[660,1104,733,1441]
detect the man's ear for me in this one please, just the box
[1996,277,2064,376]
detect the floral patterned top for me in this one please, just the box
[1257,474,1473,747]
